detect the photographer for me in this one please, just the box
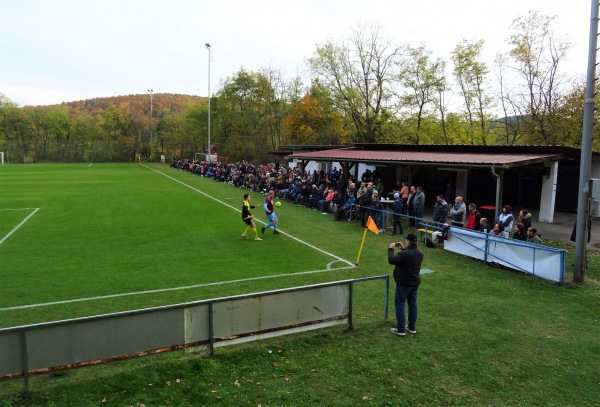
[388,233,424,337]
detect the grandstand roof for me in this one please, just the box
[288,146,562,169]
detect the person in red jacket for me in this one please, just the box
[466,203,482,231]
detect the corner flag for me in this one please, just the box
[366,215,379,234]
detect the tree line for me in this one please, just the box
[0,11,598,164]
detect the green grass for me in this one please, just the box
[1,163,600,406]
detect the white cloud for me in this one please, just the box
[0,0,592,106]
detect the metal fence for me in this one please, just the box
[0,275,389,389]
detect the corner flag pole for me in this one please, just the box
[355,216,380,265]
[355,227,369,266]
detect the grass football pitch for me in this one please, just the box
[0,163,371,328]
[2,163,600,406]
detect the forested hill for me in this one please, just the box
[59,93,205,117]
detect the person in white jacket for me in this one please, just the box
[496,205,514,237]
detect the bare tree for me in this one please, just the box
[309,23,400,143]
[507,11,572,145]
[493,52,524,145]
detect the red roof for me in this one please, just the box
[289,147,561,168]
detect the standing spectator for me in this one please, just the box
[449,196,466,227]
[466,203,482,231]
[400,181,409,213]
[358,182,374,227]
[512,223,527,241]
[369,190,384,233]
[392,192,404,236]
[444,180,455,207]
[496,205,514,235]
[432,194,448,225]
[518,209,532,230]
[376,177,385,198]
[413,186,425,224]
[407,186,417,227]
[388,233,424,336]
[527,227,543,244]
[392,180,402,195]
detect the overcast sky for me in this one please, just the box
[0,0,593,106]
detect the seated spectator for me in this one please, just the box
[527,227,543,244]
[479,217,491,232]
[491,222,505,237]
[512,223,527,241]
[306,185,321,209]
[295,181,309,205]
[318,188,335,213]
[334,192,356,221]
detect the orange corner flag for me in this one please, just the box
[366,215,379,234]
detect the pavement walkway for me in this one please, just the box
[533,211,600,250]
[417,209,600,250]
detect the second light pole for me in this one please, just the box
[205,43,211,163]
[148,88,153,161]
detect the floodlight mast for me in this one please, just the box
[574,0,599,283]
[205,43,211,163]
[147,89,153,161]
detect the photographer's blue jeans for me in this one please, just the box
[394,284,419,332]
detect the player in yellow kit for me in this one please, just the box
[241,194,262,241]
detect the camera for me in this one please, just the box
[395,242,401,247]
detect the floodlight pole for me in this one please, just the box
[574,0,599,283]
[148,89,153,161]
[205,43,211,163]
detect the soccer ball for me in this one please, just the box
[275,201,282,207]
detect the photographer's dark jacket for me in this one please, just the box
[388,246,424,287]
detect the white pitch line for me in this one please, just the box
[0,265,356,311]
[0,208,40,246]
[142,164,355,267]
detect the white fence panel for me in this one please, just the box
[444,228,565,284]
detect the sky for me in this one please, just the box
[0,0,594,106]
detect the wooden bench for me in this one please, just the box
[416,227,443,246]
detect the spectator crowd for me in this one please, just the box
[169,158,543,244]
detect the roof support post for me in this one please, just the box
[538,161,558,223]
[490,165,501,222]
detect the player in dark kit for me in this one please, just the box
[242,194,262,241]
